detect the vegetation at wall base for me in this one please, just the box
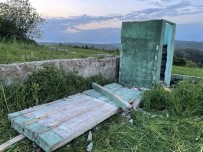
[0,67,202,151]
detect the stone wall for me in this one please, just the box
[0,57,119,85]
[1,57,201,86]
[171,74,203,84]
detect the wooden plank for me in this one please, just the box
[23,101,104,140]
[51,104,118,152]
[23,97,88,126]
[11,95,96,135]
[8,94,83,121]
[84,83,142,105]
[36,98,118,152]
[0,135,25,152]
[104,83,122,91]
[83,90,117,107]
[8,93,126,152]
[112,87,133,96]
[122,91,142,102]
[92,83,132,110]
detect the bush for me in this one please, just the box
[173,55,187,66]
[141,80,203,117]
[169,80,203,117]
[141,85,170,111]
[186,60,198,67]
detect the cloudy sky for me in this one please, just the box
[1,0,203,43]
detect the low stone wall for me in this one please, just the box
[2,58,201,86]
[0,57,119,85]
[171,74,203,84]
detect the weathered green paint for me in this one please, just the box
[120,19,176,88]
[8,112,21,121]
[24,123,48,141]
[92,83,132,110]
[11,116,33,133]
[104,83,122,91]
[36,130,63,152]
[84,83,142,106]
[83,89,117,107]
[164,23,176,86]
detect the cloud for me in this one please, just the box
[65,19,121,33]
[38,0,203,42]
[54,0,203,34]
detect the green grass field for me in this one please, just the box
[0,40,202,151]
[0,68,202,152]
[172,66,203,77]
[0,42,116,64]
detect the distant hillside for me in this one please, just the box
[64,42,120,50]
[175,41,203,51]
[39,42,120,50]
[39,40,203,51]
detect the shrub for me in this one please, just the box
[141,84,170,111]
[169,80,203,117]
[186,60,198,67]
[173,55,187,66]
[141,80,203,117]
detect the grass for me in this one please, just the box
[0,41,202,151]
[1,41,203,78]
[0,67,202,152]
[141,80,203,117]
[172,65,203,77]
[0,41,117,64]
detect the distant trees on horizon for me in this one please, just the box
[173,48,203,68]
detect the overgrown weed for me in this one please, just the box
[141,80,203,117]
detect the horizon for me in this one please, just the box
[38,40,203,44]
[0,0,203,43]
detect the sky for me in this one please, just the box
[1,0,203,43]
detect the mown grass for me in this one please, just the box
[173,65,203,77]
[1,67,202,152]
[0,42,116,64]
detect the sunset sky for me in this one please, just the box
[0,0,203,43]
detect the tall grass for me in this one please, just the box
[0,41,116,64]
[141,80,203,117]
[1,68,203,151]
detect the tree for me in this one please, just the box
[0,17,18,39]
[0,0,45,41]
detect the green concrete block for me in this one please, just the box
[119,19,176,88]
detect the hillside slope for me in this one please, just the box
[175,41,203,51]
[0,42,114,64]
[40,41,203,51]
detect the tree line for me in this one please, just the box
[173,48,203,68]
[59,43,120,53]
